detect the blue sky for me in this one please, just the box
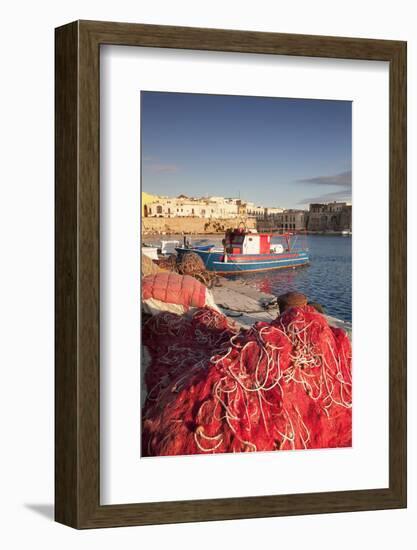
[141,92,351,209]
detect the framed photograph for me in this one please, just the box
[55,20,406,528]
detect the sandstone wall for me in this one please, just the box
[142,217,256,235]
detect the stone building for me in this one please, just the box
[265,206,284,217]
[307,202,352,232]
[143,193,288,224]
[245,204,285,220]
[245,202,266,219]
[144,195,240,219]
[273,210,307,231]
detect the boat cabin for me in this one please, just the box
[224,228,286,255]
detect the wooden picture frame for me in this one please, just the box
[55,20,407,528]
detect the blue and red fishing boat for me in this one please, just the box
[176,226,309,274]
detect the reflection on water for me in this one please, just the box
[143,233,352,322]
[242,235,351,322]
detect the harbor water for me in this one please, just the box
[143,233,352,323]
[247,235,352,322]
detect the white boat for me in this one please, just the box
[142,240,180,260]
[160,240,180,255]
[142,246,159,260]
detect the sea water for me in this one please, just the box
[246,235,352,322]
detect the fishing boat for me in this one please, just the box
[142,239,180,260]
[142,245,159,260]
[175,227,309,274]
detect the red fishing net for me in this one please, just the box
[142,305,352,456]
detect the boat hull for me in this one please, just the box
[176,247,309,274]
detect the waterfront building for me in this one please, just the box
[307,201,352,232]
[257,209,307,231]
[245,202,266,219]
[245,204,285,220]
[274,210,307,230]
[144,192,288,224]
[142,191,160,216]
[265,206,284,217]
[144,194,240,219]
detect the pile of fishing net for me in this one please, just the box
[142,305,352,456]
[142,308,239,401]
[157,254,177,272]
[176,251,216,287]
[155,251,215,286]
[177,251,206,274]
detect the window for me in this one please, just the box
[148,207,152,214]
[156,205,162,214]
[231,235,244,244]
